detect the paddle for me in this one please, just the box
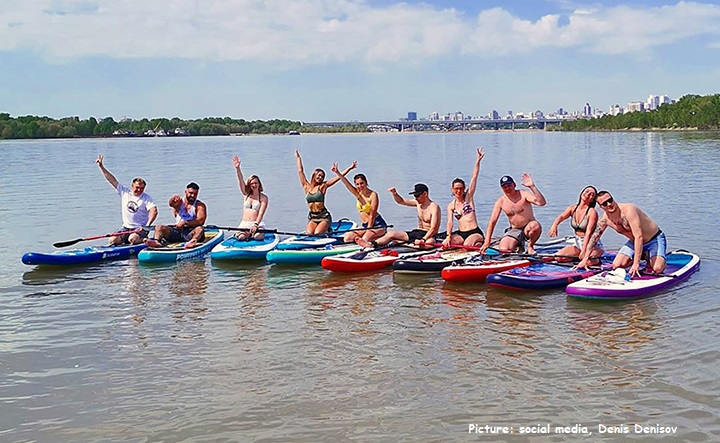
[53,228,143,248]
[205,224,393,238]
[348,239,420,260]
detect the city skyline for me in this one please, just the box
[1,1,719,122]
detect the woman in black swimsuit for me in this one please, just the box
[441,148,485,248]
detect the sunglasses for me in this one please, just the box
[599,197,614,207]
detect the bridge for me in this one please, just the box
[304,117,573,132]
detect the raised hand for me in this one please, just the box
[350,160,358,170]
[294,149,301,159]
[96,154,104,166]
[331,162,340,174]
[476,147,484,162]
[232,155,241,169]
[387,187,397,194]
[521,172,535,188]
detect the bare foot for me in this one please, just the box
[184,239,198,249]
[356,237,372,248]
[526,246,537,255]
[144,238,163,248]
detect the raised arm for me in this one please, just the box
[480,198,503,252]
[465,147,484,200]
[548,205,574,238]
[326,161,357,188]
[96,154,119,189]
[331,162,360,198]
[388,187,416,207]
[294,150,309,190]
[521,173,547,206]
[233,155,248,196]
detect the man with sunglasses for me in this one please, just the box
[479,173,547,255]
[575,191,666,277]
[357,183,441,249]
[96,154,157,245]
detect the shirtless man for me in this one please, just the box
[575,191,666,277]
[356,183,441,249]
[145,182,207,249]
[479,173,547,254]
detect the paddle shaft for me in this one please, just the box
[53,228,143,248]
[205,225,393,238]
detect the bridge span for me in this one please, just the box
[304,117,572,132]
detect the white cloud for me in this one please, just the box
[1,0,719,64]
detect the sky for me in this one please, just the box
[1,0,719,122]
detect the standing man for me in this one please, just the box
[96,154,157,245]
[145,182,207,249]
[575,191,666,277]
[480,173,547,254]
[357,183,441,249]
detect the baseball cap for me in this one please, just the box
[409,183,429,197]
[499,175,515,186]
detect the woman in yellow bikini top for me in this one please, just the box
[294,150,355,235]
[331,163,388,245]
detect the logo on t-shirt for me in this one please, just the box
[127,201,139,213]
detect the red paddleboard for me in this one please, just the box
[322,245,431,273]
[441,258,533,282]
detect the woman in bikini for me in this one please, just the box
[294,150,355,235]
[233,155,269,241]
[330,162,388,245]
[548,185,604,260]
[441,147,485,248]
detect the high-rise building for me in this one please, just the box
[491,110,500,120]
[407,112,417,121]
[626,102,645,113]
[583,103,592,116]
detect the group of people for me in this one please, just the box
[97,147,668,274]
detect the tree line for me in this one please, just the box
[559,94,720,131]
[0,114,369,139]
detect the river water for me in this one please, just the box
[1,131,719,442]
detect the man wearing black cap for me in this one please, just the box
[356,183,441,249]
[480,173,546,254]
[145,182,207,249]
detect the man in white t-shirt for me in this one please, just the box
[96,154,158,245]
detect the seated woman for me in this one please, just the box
[548,185,604,261]
[441,147,486,249]
[330,162,388,245]
[232,155,268,241]
[294,150,355,235]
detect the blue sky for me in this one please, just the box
[1,0,719,121]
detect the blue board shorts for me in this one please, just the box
[361,213,388,229]
[618,230,667,260]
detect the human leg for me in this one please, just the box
[523,221,542,255]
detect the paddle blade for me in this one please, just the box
[53,238,84,248]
